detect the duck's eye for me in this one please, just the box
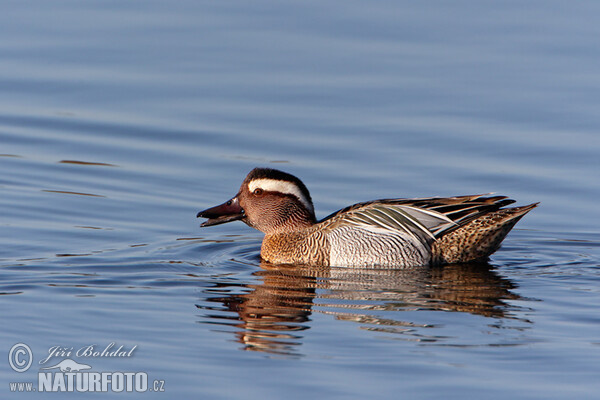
[253,188,263,196]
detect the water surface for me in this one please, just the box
[1,1,599,399]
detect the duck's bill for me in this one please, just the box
[196,196,244,227]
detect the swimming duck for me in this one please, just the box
[197,168,537,267]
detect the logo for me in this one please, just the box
[8,344,33,373]
[7,343,165,393]
[40,359,91,372]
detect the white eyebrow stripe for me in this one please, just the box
[248,178,313,213]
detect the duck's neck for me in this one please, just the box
[265,208,316,234]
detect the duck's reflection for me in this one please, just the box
[197,262,525,355]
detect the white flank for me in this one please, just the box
[248,178,313,213]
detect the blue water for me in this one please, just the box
[1,1,600,399]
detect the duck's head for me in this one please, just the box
[197,168,316,234]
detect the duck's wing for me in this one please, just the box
[318,201,456,245]
[319,194,517,239]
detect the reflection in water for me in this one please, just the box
[197,262,529,356]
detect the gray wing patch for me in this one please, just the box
[336,204,456,244]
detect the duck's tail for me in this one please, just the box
[431,202,538,265]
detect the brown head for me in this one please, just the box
[197,168,316,234]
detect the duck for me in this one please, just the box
[197,168,537,268]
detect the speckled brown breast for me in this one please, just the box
[261,229,330,266]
